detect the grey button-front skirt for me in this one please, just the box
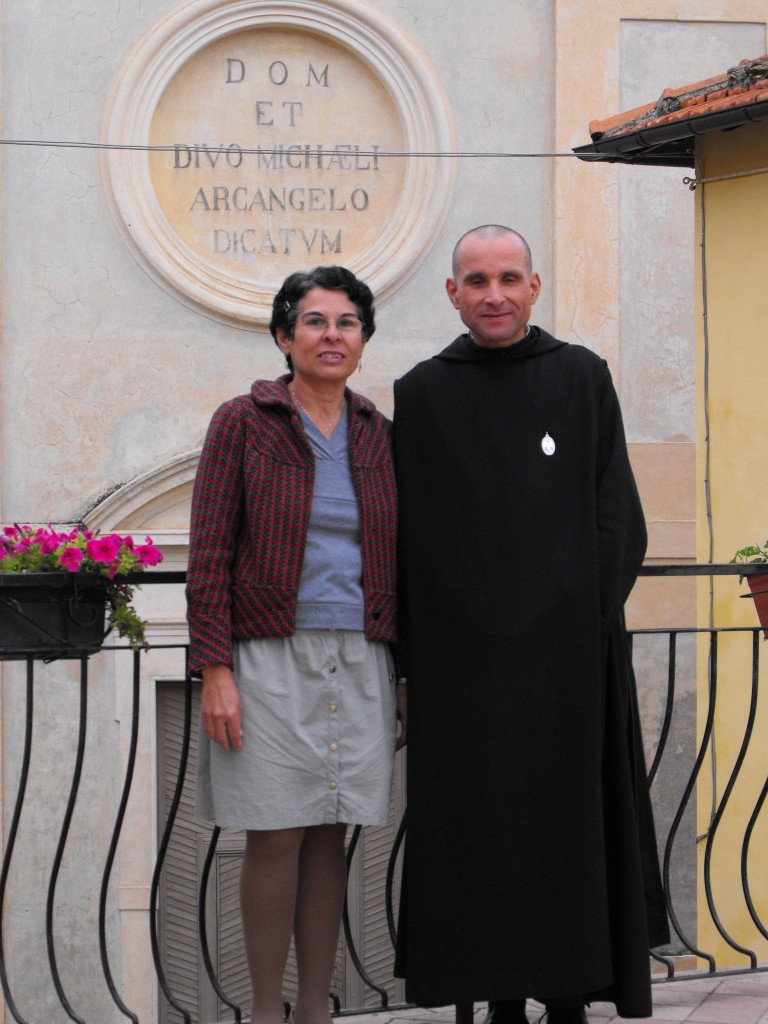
[196,629,396,830]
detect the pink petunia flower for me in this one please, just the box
[135,539,163,567]
[86,535,122,565]
[38,533,62,555]
[60,546,84,572]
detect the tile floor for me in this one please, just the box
[338,972,768,1024]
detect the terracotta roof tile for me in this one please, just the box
[589,102,656,137]
[589,55,768,141]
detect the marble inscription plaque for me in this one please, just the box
[103,0,455,326]
[149,29,405,287]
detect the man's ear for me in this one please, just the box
[446,277,459,308]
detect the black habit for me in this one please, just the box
[392,329,669,1016]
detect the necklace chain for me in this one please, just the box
[289,384,344,437]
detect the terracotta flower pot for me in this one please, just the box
[0,573,108,660]
[747,572,768,641]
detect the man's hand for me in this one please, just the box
[201,664,243,751]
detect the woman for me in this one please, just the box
[186,265,405,1024]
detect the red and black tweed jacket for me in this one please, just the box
[186,376,397,673]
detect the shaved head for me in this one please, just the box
[452,225,532,277]
[446,226,540,347]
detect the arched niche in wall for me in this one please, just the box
[101,0,455,327]
[84,451,198,638]
[84,450,201,568]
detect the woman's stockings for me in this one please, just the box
[240,824,348,1024]
[241,828,304,1024]
[293,824,348,1024]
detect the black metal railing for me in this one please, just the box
[1,564,767,1024]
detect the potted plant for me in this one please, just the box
[730,540,768,639]
[0,524,163,658]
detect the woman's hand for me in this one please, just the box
[201,664,243,751]
[396,684,407,750]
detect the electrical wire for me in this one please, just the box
[0,138,582,158]
[694,148,719,844]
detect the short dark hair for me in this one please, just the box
[270,266,376,368]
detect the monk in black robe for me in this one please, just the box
[393,225,668,1024]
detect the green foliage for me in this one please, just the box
[730,541,768,564]
[730,540,768,584]
[1,524,163,650]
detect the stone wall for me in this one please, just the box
[2,1,767,1021]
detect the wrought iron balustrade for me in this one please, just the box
[1,564,767,1024]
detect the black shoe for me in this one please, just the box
[485,1000,529,1024]
[540,1009,588,1024]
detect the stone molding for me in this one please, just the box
[84,449,200,535]
[101,0,455,327]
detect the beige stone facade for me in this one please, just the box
[1,1,767,1021]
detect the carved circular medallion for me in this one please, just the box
[102,0,455,326]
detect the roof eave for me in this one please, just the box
[573,95,768,167]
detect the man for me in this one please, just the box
[392,226,668,1024]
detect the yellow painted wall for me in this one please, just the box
[695,121,768,967]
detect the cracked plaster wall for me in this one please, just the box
[7,1,764,1017]
[0,3,554,1021]
[0,0,555,525]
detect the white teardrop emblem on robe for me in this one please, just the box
[541,432,556,456]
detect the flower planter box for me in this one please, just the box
[0,573,108,660]
[747,572,768,641]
